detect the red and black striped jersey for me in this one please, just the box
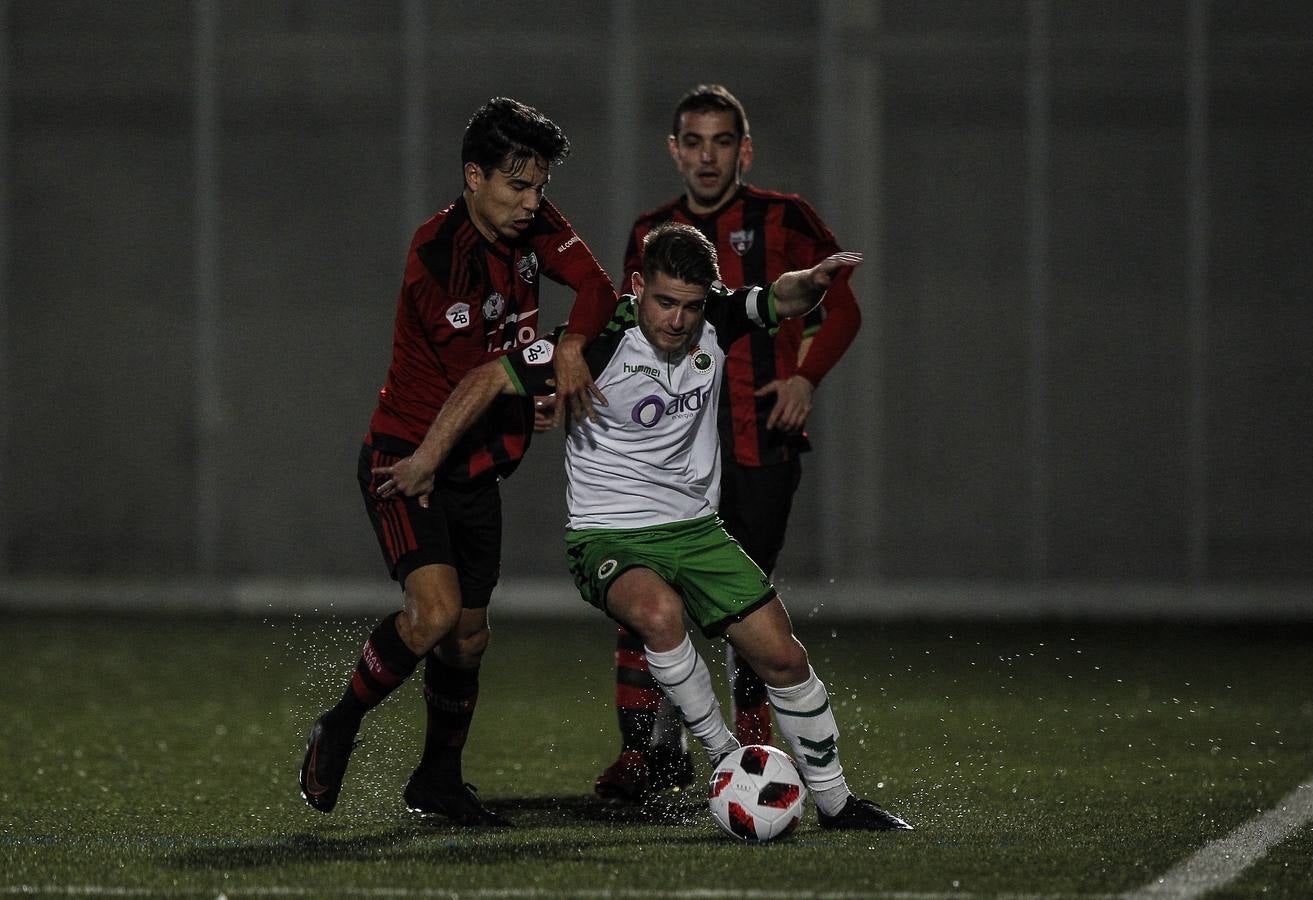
[369,195,616,483]
[623,185,861,467]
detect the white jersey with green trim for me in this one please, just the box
[503,284,775,530]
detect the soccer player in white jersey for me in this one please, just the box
[373,223,912,831]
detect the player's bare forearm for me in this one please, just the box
[373,361,513,499]
[551,332,607,426]
[772,252,863,319]
[795,300,861,386]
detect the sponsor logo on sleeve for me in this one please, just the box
[445,302,472,329]
[521,339,554,366]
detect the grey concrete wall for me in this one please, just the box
[2,1,1309,587]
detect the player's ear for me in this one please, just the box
[463,161,483,194]
[667,135,680,165]
[738,135,754,177]
[631,271,644,298]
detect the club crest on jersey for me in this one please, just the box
[689,347,715,374]
[483,291,506,320]
[598,559,618,579]
[517,251,539,284]
[729,228,755,255]
[445,302,472,329]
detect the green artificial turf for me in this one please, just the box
[2,611,1311,897]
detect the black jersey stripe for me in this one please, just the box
[737,196,780,430]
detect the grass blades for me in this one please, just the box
[2,612,1312,897]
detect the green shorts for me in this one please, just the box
[564,514,776,636]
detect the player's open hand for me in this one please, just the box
[552,333,607,426]
[372,456,435,508]
[757,374,815,432]
[810,251,862,288]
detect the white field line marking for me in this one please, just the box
[0,890,1124,899]
[1123,778,1313,899]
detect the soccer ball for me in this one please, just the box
[708,744,806,841]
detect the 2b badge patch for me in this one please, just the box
[445,302,472,329]
[521,339,554,367]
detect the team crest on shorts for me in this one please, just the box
[517,251,539,283]
[729,228,754,255]
[483,291,506,320]
[597,559,618,579]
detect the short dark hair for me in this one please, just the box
[670,84,749,139]
[462,97,570,176]
[642,223,721,287]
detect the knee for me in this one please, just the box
[400,589,460,653]
[623,597,686,652]
[752,641,811,689]
[438,620,490,667]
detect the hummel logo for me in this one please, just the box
[799,734,838,768]
[623,362,660,378]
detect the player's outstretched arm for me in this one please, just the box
[372,360,516,504]
[551,332,607,426]
[770,252,863,320]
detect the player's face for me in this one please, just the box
[668,110,753,215]
[464,154,549,242]
[632,270,708,356]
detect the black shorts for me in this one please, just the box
[358,436,502,608]
[717,457,803,576]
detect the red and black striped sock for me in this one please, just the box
[417,657,480,780]
[729,648,773,746]
[615,625,660,752]
[331,611,421,727]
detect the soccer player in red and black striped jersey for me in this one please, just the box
[595,85,862,803]
[298,97,617,825]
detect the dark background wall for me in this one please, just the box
[2,1,1309,588]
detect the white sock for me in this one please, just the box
[768,668,852,817]
[645,637,737,763]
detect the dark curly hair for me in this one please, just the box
[642,223,721,288]
[462,97,570,177]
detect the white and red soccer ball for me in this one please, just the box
[708,744,806,841]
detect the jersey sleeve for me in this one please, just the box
[782,196,862,387]
[705,282,778,351]
[500,302,636,396]
[530,199,619,342]
[499,334,560,397]
[621,221,649,288]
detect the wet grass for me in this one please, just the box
[2,611,1312,897]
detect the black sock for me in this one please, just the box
[331,611,421,728]
[417,657,480,780]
